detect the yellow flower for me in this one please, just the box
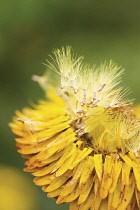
[0,165,38,210]
[9,46,140,210]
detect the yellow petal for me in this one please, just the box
[29,149,64,169]
[125,194,136,210]
[94,154,103,182]
[56,185,81,204]
[56,145,78,176]
[79,156,94,189]
[91,176,102,210]
[32,161,57,177]
[121,154,135,167]
[121,163,131,187]
[109,155,122,193]
[44,131,76,156]
[78,175,93,204]
[64,158,87,187]
[109,177,122,209]
[52,144,76,174]
[117,174,135,210]
[133,165,140,191]
[108,192,114,210]
[10,128,24,137]
[58,180,78,199]
[70,148,93,169]
[24,167,39,173]
[79,188,95,210]
[33,173,56,186]
[47,188,62,197]
[100,155,113,199]
[45,170,72,192]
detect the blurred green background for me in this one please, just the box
[1,0,140,209]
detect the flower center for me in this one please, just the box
[70,105,140,156]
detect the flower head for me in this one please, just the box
[10,47,140,210]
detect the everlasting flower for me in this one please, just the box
[10,47,140,210]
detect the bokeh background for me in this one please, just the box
[1,1,140,209]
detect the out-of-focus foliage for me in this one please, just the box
[1,0,140,209]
